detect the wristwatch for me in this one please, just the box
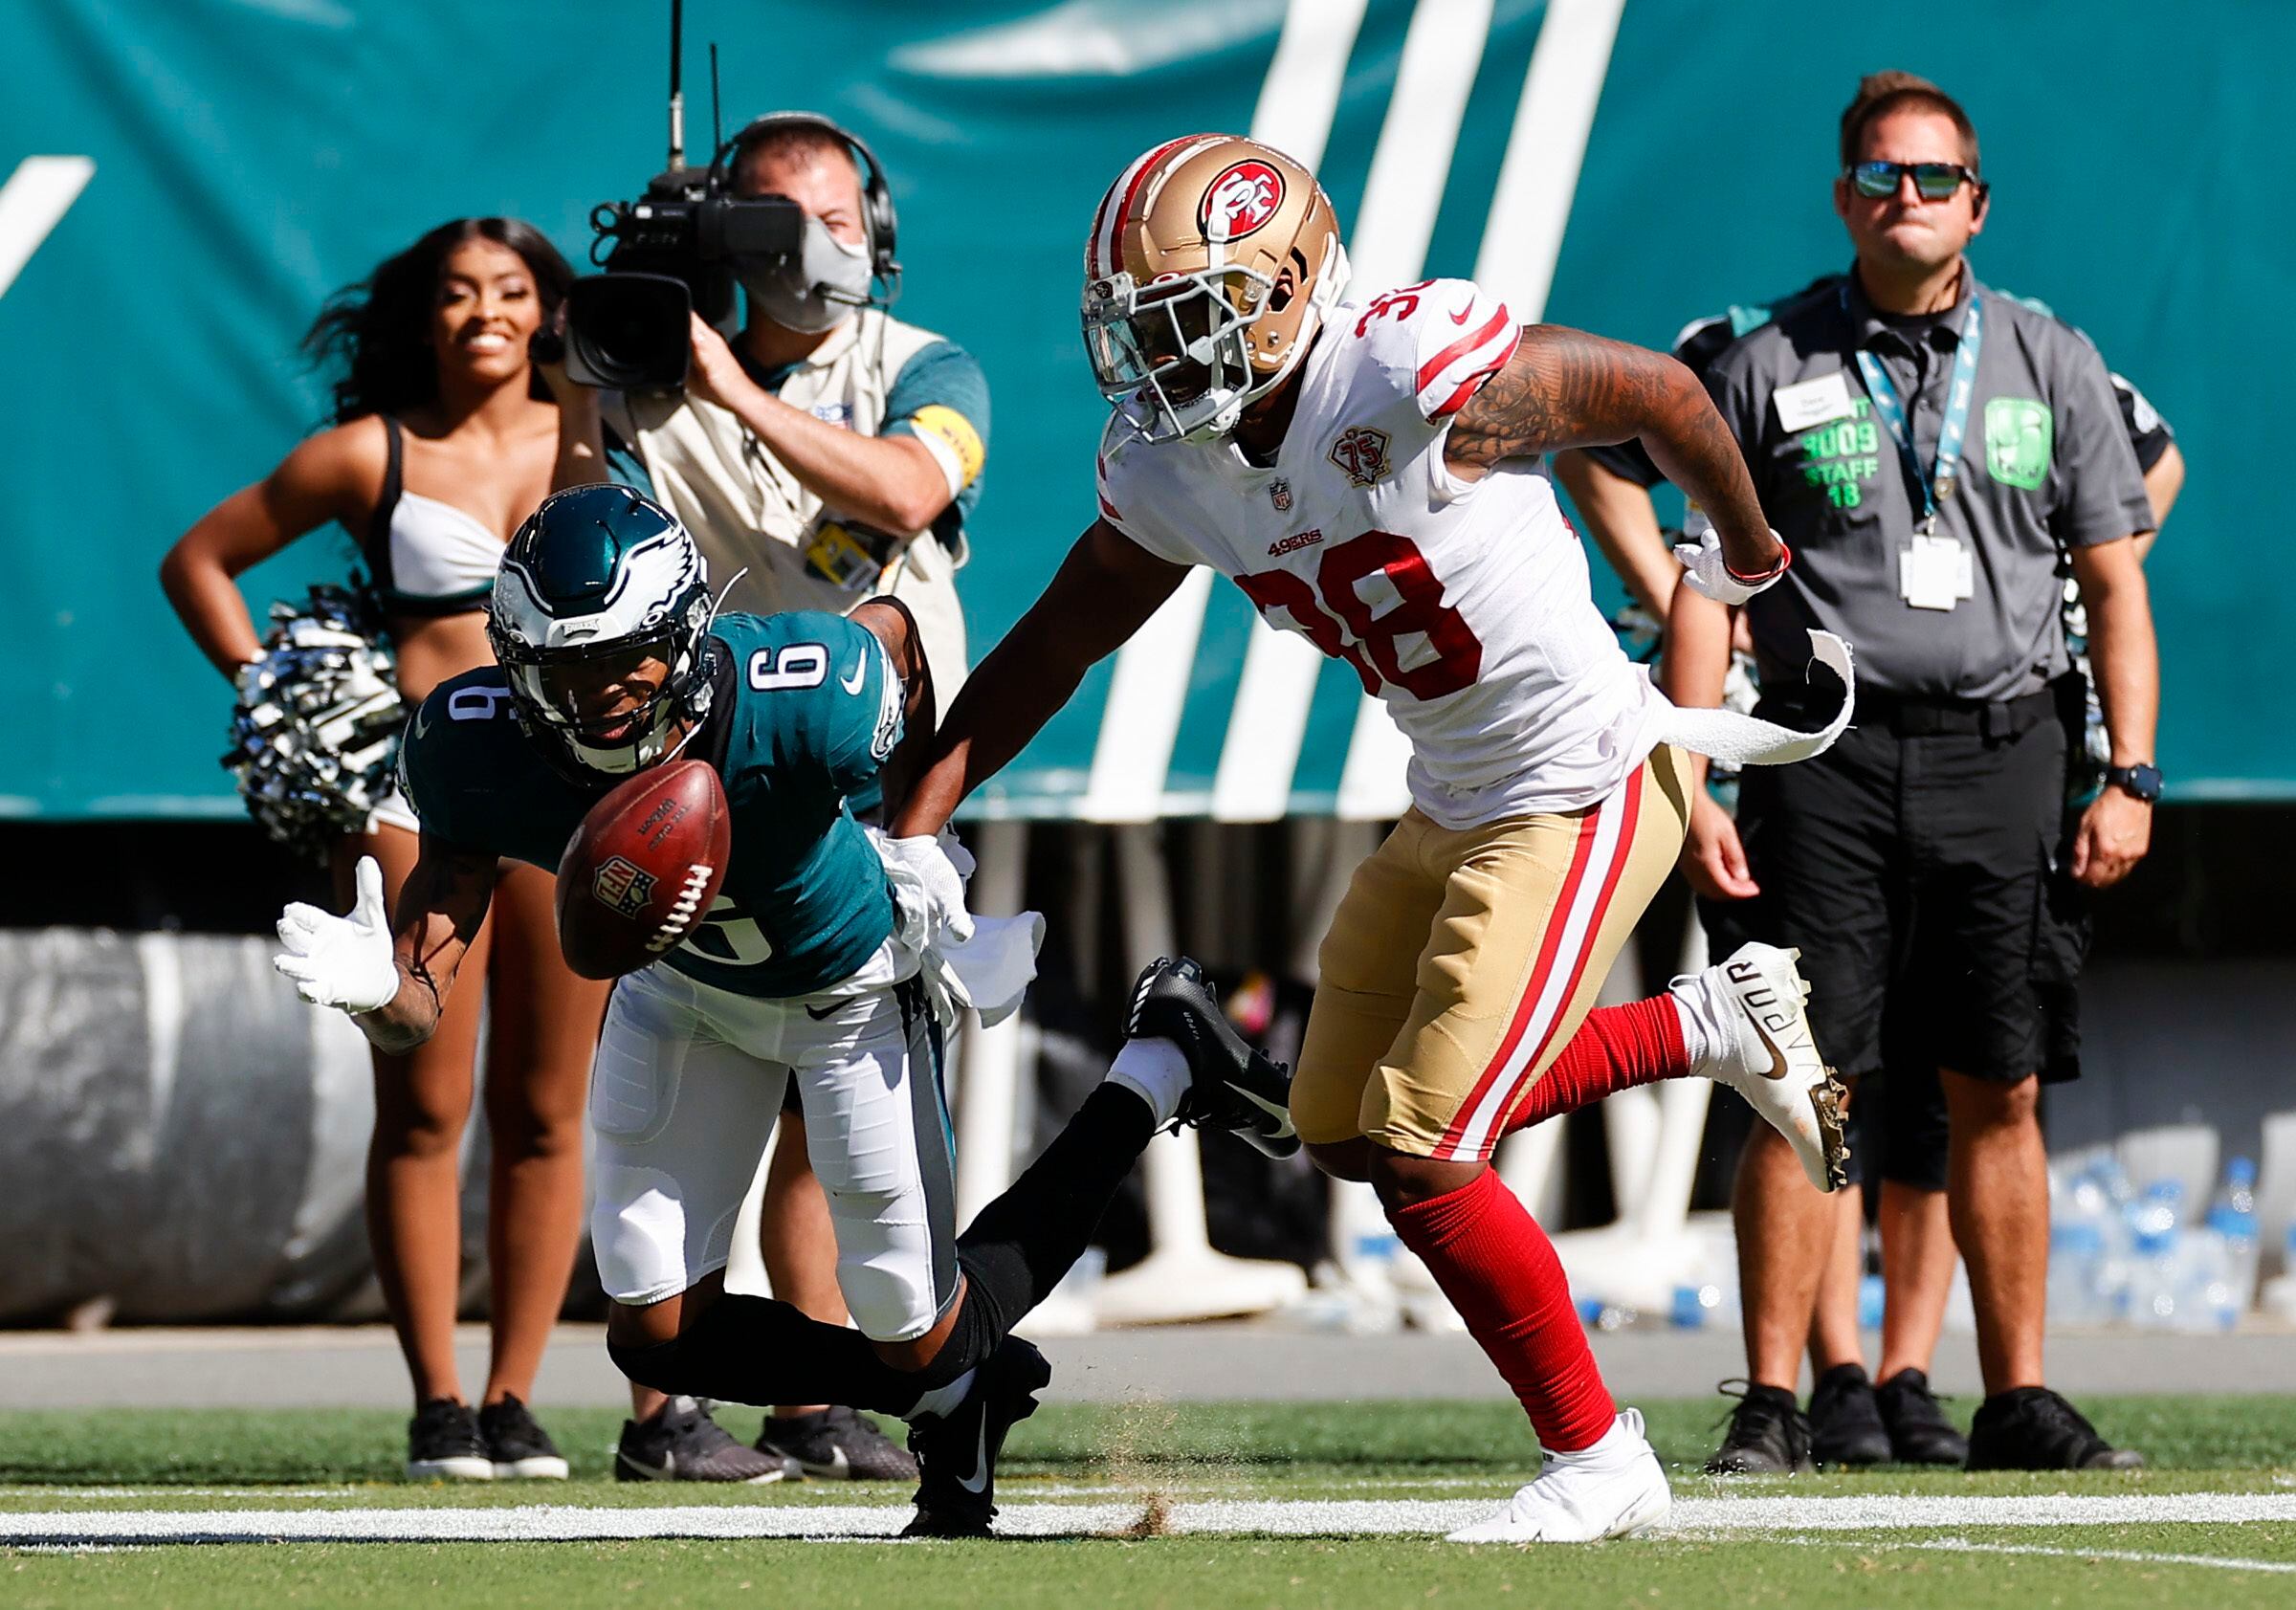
[2105,761,2163,804]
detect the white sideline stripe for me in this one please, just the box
[1777,1534,2296,1577]
[1336,0,1628,823]
[1088,0,1361,820]
[0,157,95,299]
[1468,0,1627,320]
[10,1491,2296,1545]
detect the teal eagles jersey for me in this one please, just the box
[399,610,904,999]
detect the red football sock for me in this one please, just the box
[1503,997,1689,1134]
[1388,1168,1615,1451]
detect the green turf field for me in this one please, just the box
[6,1397,2293,1609]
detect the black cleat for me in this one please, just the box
[1704,1380,1814,1475]
[406,1397,493,1482]
[1126,956,1299,1158]
[1965,1386,2142,1470]
[1807,1363,1892,1467]
[758,1405,918,1482]
[902,1336,1052,1538]
[616,1397,791,1484]
[478,1393,569,1480]
[1874,1368,1968,1466]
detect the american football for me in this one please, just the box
[554,757,730,979]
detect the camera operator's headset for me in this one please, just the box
[712,111,899,299]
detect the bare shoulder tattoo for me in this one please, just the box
[1446,324,1710,473]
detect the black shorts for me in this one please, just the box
[1707,689,2090,1090]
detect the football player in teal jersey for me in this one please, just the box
[272,484,1297,1534]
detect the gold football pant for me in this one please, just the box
[1292,746,1693,1161]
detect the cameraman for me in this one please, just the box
[554,113,984,701]
[551,113,986,1485]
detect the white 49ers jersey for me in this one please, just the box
[1095,277,1666,827]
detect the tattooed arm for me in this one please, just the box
[1446,325,1783,579]
[356,838,499,1055]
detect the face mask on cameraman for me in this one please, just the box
[739,214,872,335]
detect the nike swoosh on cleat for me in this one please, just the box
[956,1418,990,1494]
[840,657,866,695]
[1227,1083,1295,1133]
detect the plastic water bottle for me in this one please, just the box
[2048,1166,2110,1327]
[2048,1220,2108,1327]
[2206,1157,2261,1320]
[2125,1180,2184,1329]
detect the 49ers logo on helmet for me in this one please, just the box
[1199,160,1285,243]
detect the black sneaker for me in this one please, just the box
[1807,1363,1891,1467]
[1125,957,1299,1158]
[616,1397,793,1484]
[406,1398,494,1482]
[902,1335,1053,1538]
[758,1405,918,1481]
[1965,1386,2143,1471]
[479,1394,569,1480]
[1874,1368,1969,1466]
[1704,1381,1814,1475]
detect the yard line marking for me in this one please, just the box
[1775,1534,2296,1576]
[8,1490,2296,1545]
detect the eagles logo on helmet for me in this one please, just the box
[486,484,718,782]
[1081,135,1349,444]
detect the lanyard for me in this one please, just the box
[1842,287,1983,532]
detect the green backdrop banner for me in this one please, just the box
[0,2,2276,818]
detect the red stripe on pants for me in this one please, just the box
[1432,804,1604,1159]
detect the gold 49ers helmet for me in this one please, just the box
[1082,135,1350,444]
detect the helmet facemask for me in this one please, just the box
[487,515,716,782]
[1084,264,1275,444]
[1082,137,1351,447]
[494,600,709,778]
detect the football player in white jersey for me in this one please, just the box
[895,136,1853,1543]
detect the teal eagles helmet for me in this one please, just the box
[487,485,715,778]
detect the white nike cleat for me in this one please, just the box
[1446,1409,1672,1544]
[1678,942,1849,1192]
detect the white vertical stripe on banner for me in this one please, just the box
[1336,0,1626,821]
[1095,0,1365,820]
[1248,0,1367,168]
[1229,0,1493,821]
[1345,0,1497,296]
[1470,0,1627,318]
[0,157,95,299]
[1079,566,1215,822]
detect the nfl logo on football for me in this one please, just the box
[592,854,657,919]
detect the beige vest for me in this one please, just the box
[606,310,972,698]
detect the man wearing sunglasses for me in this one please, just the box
[1556,296,2182,1476]
[1662,73,2162,1474]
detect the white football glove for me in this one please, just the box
[274,854,401,1013]
[1674,524,1792,607]
[881,832,977,947]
